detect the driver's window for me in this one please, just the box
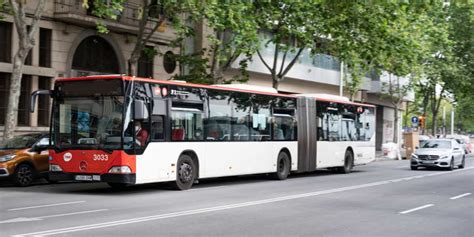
[36,137,50,146]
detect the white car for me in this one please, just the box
[410,139,466,170]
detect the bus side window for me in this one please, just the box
[151,115,164,140]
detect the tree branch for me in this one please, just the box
[280,47,304,77]
[257,49,273,74]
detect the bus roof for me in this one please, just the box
[55,75,375,107]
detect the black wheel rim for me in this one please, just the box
[178,162,193,183]
[278,159,286,173]
[18,166,33,185]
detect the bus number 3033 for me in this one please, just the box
[93,154,109,161]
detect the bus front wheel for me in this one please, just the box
[173,154,197,190]
[272,151,290,180]
[338,150,353,174]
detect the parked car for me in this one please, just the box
[410,139,465,170]
[446,134,471,154]
[0,133,50,186]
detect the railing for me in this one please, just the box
[54,0,143,27]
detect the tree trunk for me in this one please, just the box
[128,57,139,76]
[432,111,438,136]
[393,104,399,143]
[3,50,27,140]
[272,77,279,90]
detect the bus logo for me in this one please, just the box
[63,152,72,162]
[79,161,88,171]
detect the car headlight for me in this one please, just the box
[0,154,16,162]
[440,155,449,160]
[411,154,418,159]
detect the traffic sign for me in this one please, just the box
[411,116,419,124]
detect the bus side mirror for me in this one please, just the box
[30,90,51,113]
[134,100,149,120]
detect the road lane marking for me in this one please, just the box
[15,167,474,237]
[400,204,434,214]
[0,209,107,224]
[8,201,86,211]
[450,193,471,200]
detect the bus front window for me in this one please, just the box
[54,96,124,150]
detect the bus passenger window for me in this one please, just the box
[151,116,164,140]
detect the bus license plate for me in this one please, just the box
[75,175,101,181]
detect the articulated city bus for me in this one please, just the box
[31,75,375,190]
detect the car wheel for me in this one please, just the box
[410,166,417,170]
[172,154,196,190]
[459,156,465,169]
[13,164,35,187]
[447,158,454,171]
[272,151,290,180]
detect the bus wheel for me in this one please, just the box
[272,151,290,180]
[338,150,353,174]
[173,154,196,190]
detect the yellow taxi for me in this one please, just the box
[0,133,50,186]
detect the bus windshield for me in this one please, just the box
[52,79,125,151]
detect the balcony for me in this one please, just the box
[233,42,372,91]
[54,0,172,40]
[368,72,414,102]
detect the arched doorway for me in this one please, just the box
[71,36,120,76]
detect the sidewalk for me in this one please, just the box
[375,151,403,161]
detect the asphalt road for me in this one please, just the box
[1,156,473,237]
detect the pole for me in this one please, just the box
[451,108,455,135]
[443,106,446,136]
[339,61,344,97]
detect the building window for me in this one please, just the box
[72,36,120,74]
[0,22,12,63]
[163,51,176,74]
[24,26,32,65]
[0,73,10,125]
[17,76,32,126]
[39,28,52,68]
[38,77,51,126]
[137,46,154,78]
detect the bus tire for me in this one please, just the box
[172,154,197,190]
[272,151,291,180]
[338,150,353,174]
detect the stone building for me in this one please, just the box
[0,0,412,150]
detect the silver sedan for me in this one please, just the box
[410,139,466,170]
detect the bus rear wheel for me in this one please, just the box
[173,154,197,190]
[338,150,353,174]
[272,151,290,180]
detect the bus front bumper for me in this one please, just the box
[49,172,136,184]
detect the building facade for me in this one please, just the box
[0,0,411,150]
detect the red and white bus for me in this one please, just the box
[31,75,375,190]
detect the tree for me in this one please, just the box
[3,0,46,141]
[84,0,183,76]
[253,1,324,89]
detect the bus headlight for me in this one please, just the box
[50,164,63,172]
[108,166,132,174]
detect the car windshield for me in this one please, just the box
[421,140,451,149]
[0,134,43,150]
